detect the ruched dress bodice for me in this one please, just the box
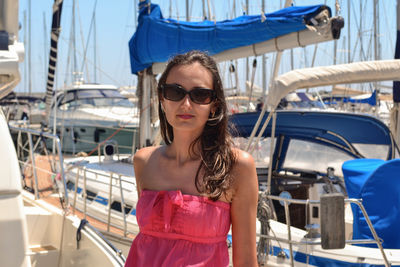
[125,190,231,267]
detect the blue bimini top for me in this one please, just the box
[128,1,331,74]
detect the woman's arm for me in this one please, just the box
[230,149,259,267]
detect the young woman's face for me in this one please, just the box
[161,62,215,137]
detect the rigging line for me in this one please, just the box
[58,36,121,86]
[116,1,135,83]
[381,1,394,53]
[80,0,98,75]
[350,0,362,63]
[72,0,78,75]
[64,22,73,86]
[76,0,90,82]
[175,0,180,20]
[189,0,194,21]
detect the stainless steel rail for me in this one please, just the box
[9,125,69,207]
[262,194,391,267]
[67,159,135,236]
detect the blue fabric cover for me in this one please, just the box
[229,111,393,148]
[342,159,385,199]
[129,2,330,74]
[324,90,377,106]
[342,159,400,249]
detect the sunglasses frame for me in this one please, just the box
[161,83,216,105]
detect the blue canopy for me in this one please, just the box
[342,159,400,249]
[129,2,331,74]
[324,90,377,106]
[229,111,394,158]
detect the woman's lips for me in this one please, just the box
[177,114,194,119]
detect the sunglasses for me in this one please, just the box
[161,84,216,105]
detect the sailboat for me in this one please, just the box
[233,59,400,266]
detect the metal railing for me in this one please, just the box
[9,125,69,207]
[67,159,137,237]
[10,125,128,264]
[257,193,391,267]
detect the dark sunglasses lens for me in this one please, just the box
[163,85,185,101]
[191,89,214,104]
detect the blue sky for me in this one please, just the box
[16,0,398,94]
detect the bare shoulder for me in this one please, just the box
[232,148,257,178]
[133,146,161,176]
[233,148,255,167]
[230,148,258,194]
[133,146,159,165]
[133,146,161,193]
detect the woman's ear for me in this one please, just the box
[210,104,217,117]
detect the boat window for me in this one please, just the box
[85,190,97,201]
[68,89,135,107]
[63,91,76,104]
[101,89,124,98]
[93,97,134,107]
[58,91,76,110]
[352,143,389,160]
[233,137,275,166]
[111,201,133,214]
[282,139,353,177]
[76,89,104,99]
[66,181,75,191]
[66,181,82,194]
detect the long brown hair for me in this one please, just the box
[157,51,236,201]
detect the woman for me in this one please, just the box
[125,51,258,267]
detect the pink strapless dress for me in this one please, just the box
[125,190,231,267]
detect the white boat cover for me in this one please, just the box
[266,59,400,109]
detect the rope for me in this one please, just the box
[76,219,88,249]
[256,191,273,265]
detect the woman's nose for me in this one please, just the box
[181,94,192,107]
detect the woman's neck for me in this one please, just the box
[165,130,202,166]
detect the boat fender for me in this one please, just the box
[76,219,89,249]
[320,193,345,249]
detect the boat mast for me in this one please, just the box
[23,10,27,92]
[138,0,154,148]
[347,0,350,64]
[373,0,379,91]
[44,0,64,115]
[186,0,190,21]
[202,0,206,20]
[93,7,97,83]
[246,0,249,82]
[28,0,32,94]
[261,0,292,97]
[392,0,400,147]
[261,0,266,98]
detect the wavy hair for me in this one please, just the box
[157,51,236,201]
